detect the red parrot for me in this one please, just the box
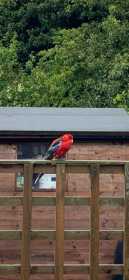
[33,134,73,187]
[44,133,73,160]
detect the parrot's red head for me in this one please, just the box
[62,133,73,143]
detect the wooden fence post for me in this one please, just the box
[90,164,99,280]
[124,163,129,280]
[21,163,33,280]
[55,163,65,280]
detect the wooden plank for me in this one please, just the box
[55,164,65,280]
[0,230,21,240]
[32,196,90,206]
[0,264,20,275]
[31,264,55,274]
[31,264,123,274]
[32,196,56,206]
[100,230,123,240]
[0,264,123,275]
[124,163,129,280]
[99,197,124,206]
[66,165,89,174]
[34,164,56,174]
[65,196,90,205]
[31,230,90,240]
[100,264,123,273]
[21,163,33,280]
[31,264,89,274]
[0,160,50,164]
[61,160,128,166]
[0,196,22,206]
[31,230,56,240]
[100,165,124,174]
[64,230,90,240]
[0,195,122,207]
[0,159,127,165]
[90,164,99,280]
[64,264,89,274]
[0,195,90,207]
[0,229,123,240]
[0,164,23,173]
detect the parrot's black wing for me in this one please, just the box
[43,139,61,160]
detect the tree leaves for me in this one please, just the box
[0,0,129,109]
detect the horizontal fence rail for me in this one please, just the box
[0,159,127,280]
[0,263,124,274]
[0,229,124,240]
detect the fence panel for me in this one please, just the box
[21,163,33,280]
[124,163,129,280]
[0,160,127,280]
[90,164,100,280]
[55,163,66,280]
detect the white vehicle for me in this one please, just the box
[38,174,56,190]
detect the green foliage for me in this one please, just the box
[0,38,21,105]
[0,0,110,63]
[0,0,129,109]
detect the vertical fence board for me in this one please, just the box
[124,163,129,280]
[21,164,33,280]
[90,164,99,280]
[55,164,65,280]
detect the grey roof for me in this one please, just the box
[0,107,129,133]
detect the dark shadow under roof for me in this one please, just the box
[0,107,129,138]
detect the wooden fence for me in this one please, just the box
[0,159,128,280]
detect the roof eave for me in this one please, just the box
[0,130,129,142]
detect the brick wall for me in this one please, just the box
[0,144,17,194]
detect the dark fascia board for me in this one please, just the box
[0,131,129,143]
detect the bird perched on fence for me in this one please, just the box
[33,133,73,186]
[44,133,73,160]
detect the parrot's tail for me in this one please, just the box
[43,152,53,160]
[34,173,43,185]
[33,153,51,186]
